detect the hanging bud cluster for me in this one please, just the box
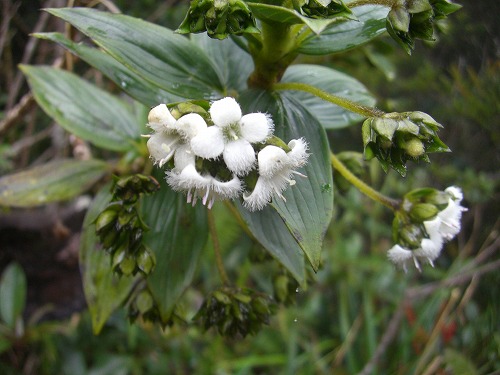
[362,111,450,176]
[145,98,309,211]
[177,0,259,40]
[292,0,352,19]
[386,0,462,54]
[388,186,467,271]
[94,175,159,276]
[194,286,276,338]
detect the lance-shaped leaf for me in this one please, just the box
[190,34,253,95]
[80,185,139,334]
[46,7,224,99]
[248,2,353,34]
[21,65,140,151]
[0,159,108,208]
[33,32,182,107]
[298,5,389,55]
[0,263,27,329]
[239,89,334,273]
[282,64,376,129]
[141,178,208,323]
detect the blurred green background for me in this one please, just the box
[0,0,498,374]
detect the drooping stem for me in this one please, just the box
[207,209,230,285]
[273,82,385,118]
[330,152,400,210]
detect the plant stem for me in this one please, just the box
[207,209,230,285]
[273,82,385,118]
[330,152,400,210]
[347,0,396,8]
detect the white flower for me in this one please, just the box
[190,97,273,175]
[243,139,308,211]
[146,109,206,168]
[388,239,442,272]
[167,164,242,209]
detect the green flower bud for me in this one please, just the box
[388,6,410,32]
[136,247,156,275]
[386,0,460,54]
[404,138,425,158]
[136,290,154,314]
[362,111,450,176]
[177,0,259,40]
[293,0,352,20]
[119,255,136,276]
[409,203,439,222]
[94,205,119,234]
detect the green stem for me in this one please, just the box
[347,0,397,7]
[273,82,385,118]
[207,210,230,285]
[330,152,400,210]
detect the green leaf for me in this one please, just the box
[0,263,27,329]
[21,65,140,151]
[190,34,253,95]
[237,203,306,285]
[239,89,334,273]
[141,177,208,322]
[80,185,139,334]
[282,64,376,129]
[0,159,108,208]
[33,32,182,107]
[47,7,223,99]
[248,2,353,34]
[298,5,389,55]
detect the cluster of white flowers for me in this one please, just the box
[145,97,309,211]
[387,186,467,272]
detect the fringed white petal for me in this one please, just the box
[242,178,273,211]
[190,126,225,159]
[239,113,273,143]
[176,113,208,140]
[445,186,464,202]
[438,198,466,241]
[210,97,242,128]
[288,138,309,167]
[387,244,413,272]
[223,139,256,175]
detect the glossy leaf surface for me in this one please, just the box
[141,177,208,322]
[47,7,223,99]
[298,5,389,55]
[0,159,108,208]
[21,65,140,151]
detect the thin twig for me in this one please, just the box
[0,1,20,61]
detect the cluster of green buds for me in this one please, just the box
[388,186,466,271]
[362,111,450,176]
[386,0,462,54]
[273,272,300,306]
[292,0,352,19]
[127,288,163,324]
[177,0,259,40]
[194,286,276,337]
[94,175,159,276]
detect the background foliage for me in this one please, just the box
[0,0,498,374]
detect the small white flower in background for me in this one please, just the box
[243,138,309,211]
[190,97,274,175]
[387,186,467,271]
[146,98,308,211]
